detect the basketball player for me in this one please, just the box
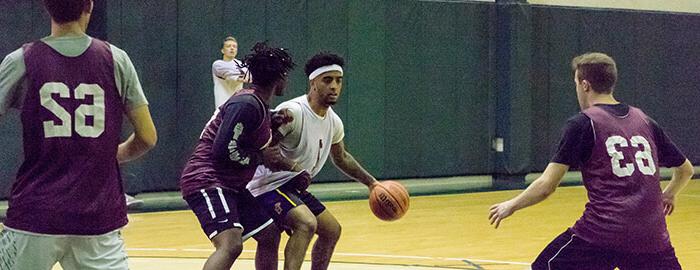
[212,36,250,108]
[0,0,157,269]
[179,42,295,270]
[247,52,380,270]
[489,52,694,269]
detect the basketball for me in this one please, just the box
[369,181,410,221]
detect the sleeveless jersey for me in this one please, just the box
[248,95,343,196]
[5,39,126,235]
[572,105,670,253]
[180,89,272,196]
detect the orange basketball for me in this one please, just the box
[369,181,410,221]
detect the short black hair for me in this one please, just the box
[43,0,91,24]
[304,52,344,77]
[243,42,295,88]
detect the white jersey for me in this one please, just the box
[247,95,344,196]
[212,59,246,108]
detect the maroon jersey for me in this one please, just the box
[180,89,272,196]
[572,105,670,253]
[5,39,126,235]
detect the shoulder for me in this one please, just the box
[213,59,236,68]
[558,112,592,142]
[276,96,305,113]
[231,93,260,106]
[108,43,128,58]
[221,95,263,118]
[564,112,590,130]
[277,97,303,108]
[0,48,27,79]
[639,112,666,139]
[213,59,225,66]
[327,107,344,125]
[3,48,25,65]
[108,44,135,69]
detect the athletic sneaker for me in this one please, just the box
[125,194,144,210]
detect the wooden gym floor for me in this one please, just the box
[44,180,700,269]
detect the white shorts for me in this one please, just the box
[0,227,129,270]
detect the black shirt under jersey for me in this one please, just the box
[551,103,686,168]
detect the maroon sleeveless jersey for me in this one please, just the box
[572,105,670,253]
[5,39,126,235]
[179,89,272,196]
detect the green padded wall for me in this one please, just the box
[381,1,495,179]
[2,1,699,198]
[528,6,700,172]
[105,1,181,192]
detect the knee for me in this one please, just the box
[293,216,318,236]
[255,226,281,248]
[219,239,243,260]
[321,221,341,242]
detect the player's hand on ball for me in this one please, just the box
[489,200,515,229]
[368,180,380,190]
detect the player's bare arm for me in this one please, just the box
[489,162,569,229]
[662,159,694,215]
[117,105,157,163]
[330,140,379,188]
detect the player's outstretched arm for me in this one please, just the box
[117,105,157,163]
[662,159,694,215]
[489,162,568,229]
[330,141,379,188]
[213,60,245,82]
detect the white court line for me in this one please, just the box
[125,247,530,266]
[127,248,179,251]
[680,194,700,198]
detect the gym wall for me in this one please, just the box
[1,0,698,198]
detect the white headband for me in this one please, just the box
[308,64,343,81]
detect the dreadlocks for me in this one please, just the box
[243,42,295,88]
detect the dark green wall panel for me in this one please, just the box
[529,7,700,171]
[2,1,700,198]
[112,1,180,192]
[345,0,388,179]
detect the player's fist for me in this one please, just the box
[270,108,293,130]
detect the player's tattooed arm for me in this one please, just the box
[330,141,379,188]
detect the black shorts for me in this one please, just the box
[184,187,273,240]
[532,229,681,270]
[255,180,326,231]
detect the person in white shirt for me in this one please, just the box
[212,36,250,108]
[248,52,379,270]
